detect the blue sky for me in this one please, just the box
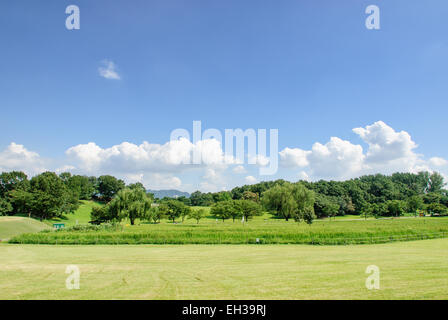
[1,1,447,191]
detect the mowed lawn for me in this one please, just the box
[1,239,447,299]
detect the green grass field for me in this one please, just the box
[10,215,448,245]
[1,239,447,299]
[45,200,104,226]
[0,217,49,241]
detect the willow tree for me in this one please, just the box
[110,188,153,225]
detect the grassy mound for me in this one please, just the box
[0,217,50,241]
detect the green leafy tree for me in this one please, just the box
[109,188,153,225]
[235,199,263,221]
[0,198,12,216]
[242,191,259,203]
[428,172,445,193]
[407,195,424,216]
[262,185,297,221]
[386,200,405,217]
[210,200,234,222]
[159,200,188,223]
[290,183,315,222]
[28,172,78,221]
[303,206,316,225]
[189,208,207,224]
[98,175,125,201]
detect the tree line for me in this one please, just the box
[0,170,447,224]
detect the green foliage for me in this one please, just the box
[25,172,79,221]
[159,200,189,223]
[386,200,406,217]
[211,200,235,222]
[426,203,448,216]
[97,175,125,201]
[0,198,13,216]
[189,208,207,224]
[242,191,259,203]
[235,199,263,221]
[262,183,315,222]
[407,195,424,215]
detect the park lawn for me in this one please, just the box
[0,239,447,299]
[0,217,49,241]
[45,200,103,227]
[11,215,448,245]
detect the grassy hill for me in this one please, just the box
[46,200,104,227]
[0,217,50,241]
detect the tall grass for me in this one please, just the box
[9,218,448,245]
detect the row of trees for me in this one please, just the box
[0,171,129,220]
[1,170,447,223]
[189,172,448,218]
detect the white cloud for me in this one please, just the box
[429,157,448,167]
[0,143,47,175]
[232,165,246,174]
[279,121,448,181]
[245,175,257,184]
[98,60,121,80]
[2,121,447,191]
[279,148,310,168]
[353,121,418,165]
[66,138,230,174]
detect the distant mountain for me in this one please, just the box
[147,189,190,199]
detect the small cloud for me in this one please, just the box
[98,60,121,80]
[232,165,246,174]
[245,175,257,184]
[429,157,448,167]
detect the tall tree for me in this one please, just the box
[98,175,125,201]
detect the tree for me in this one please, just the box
[97,175,125,201]
[0,198,12,216]
[90,205,112,224]
[426,203,448,216]
[290,183,315,222]
[428,172,445,193]
[262,185,297,221]
[360,202,373,220]
[242,191,259,203]
[159,200,187,223]
[0,171,29,198]
[303,206,316,225]
[66,175,95,200]
[109,188,153,225]
[210,201,234,222]
[371,202,387,218]
[180,204,192,222]
[314,194,339,219]
[386,200,405,217]
[407,195,424,216]
[189,208,207,224]
[235,200,263,221]
[28,172,78,221]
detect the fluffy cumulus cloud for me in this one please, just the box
[65,138,234,191]
[0,143,47,175]
[66,138,230,174]
[279,121,448,181]
[2,121,448,191]
[98,60,121,80]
